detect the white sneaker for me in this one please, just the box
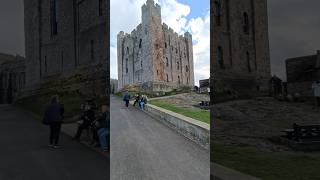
[53,145,61,149]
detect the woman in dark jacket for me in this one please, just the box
[43,95,64,148]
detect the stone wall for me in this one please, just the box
[286,51,320,95]
[0,55,26,104]
[211,0,271,91]
[24,0,109,97]
[144,103,210,149]
[117,0,194,91]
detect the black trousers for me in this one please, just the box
[316,97,320,106]
[49,122,62,145]
[133,100,139,106]
[74,122,91,140]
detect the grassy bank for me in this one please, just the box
[149,100,210,124]
[212,143,320,180]
[213,89,269,104]
[15,91,107,122]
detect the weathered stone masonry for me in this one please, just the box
[24,0,109,96]
[0,53,26,104]
[286,50,320,96]
[117,0,194,92]
[211,0,271,91]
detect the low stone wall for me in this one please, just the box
[143,103,210,149]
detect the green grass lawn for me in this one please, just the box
[212,143,320,180]
[149,100,210,124]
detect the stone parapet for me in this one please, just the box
[143,103,210,149]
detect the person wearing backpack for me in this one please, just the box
[123,91,130,107]
[42,95,64,148]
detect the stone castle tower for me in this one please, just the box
[211,0,271,91]
[117,0,194,92]
[24,0,109,96]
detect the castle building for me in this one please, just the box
[24,0,109,96]
[0,53,26,104]
[211,0,271,91]
[117,0,194,92]
[286,50,320,96]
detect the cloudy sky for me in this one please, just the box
[110,0,210,86]
[1,0,319,82]
[0,0,24,56]
[267,0,320,80]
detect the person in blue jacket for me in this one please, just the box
[42,95,64,148]
[123,91,131,107]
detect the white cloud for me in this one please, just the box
[186,11,210,86]
[159,0,190,33]
[110,0,210,87]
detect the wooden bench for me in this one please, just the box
[199,101,210,107]
[282,123,320,142]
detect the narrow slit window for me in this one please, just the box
[217,46,224,69]
[139,39,142,48]
[243,12,249,34]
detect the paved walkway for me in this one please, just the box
[110,96,210,180]
[0,104,109,180]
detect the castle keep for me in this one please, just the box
[24,0,109,96]
[117,0,194,92]
[211,0,271,91]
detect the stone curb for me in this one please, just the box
[130,101,210,149]
[61,123,109,158]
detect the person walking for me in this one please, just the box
[42,95,64,148]
[123,91,130,107]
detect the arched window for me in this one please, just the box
[139,39,142,48]
[186,65,189,72]
[166,74,169,82]
[177,62,180,70]
[217,46,224,69]
[243,12,249,34]
[166,57,169,67]
[246,51,251,72]
[126,47,129,54]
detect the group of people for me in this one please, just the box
[72,101,109,152]
[42,95,109,152]
[123,92,148,109]
[133,94,148,109]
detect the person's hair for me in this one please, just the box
[51,95,59,103]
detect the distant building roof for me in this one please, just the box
[199,79,210,88]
